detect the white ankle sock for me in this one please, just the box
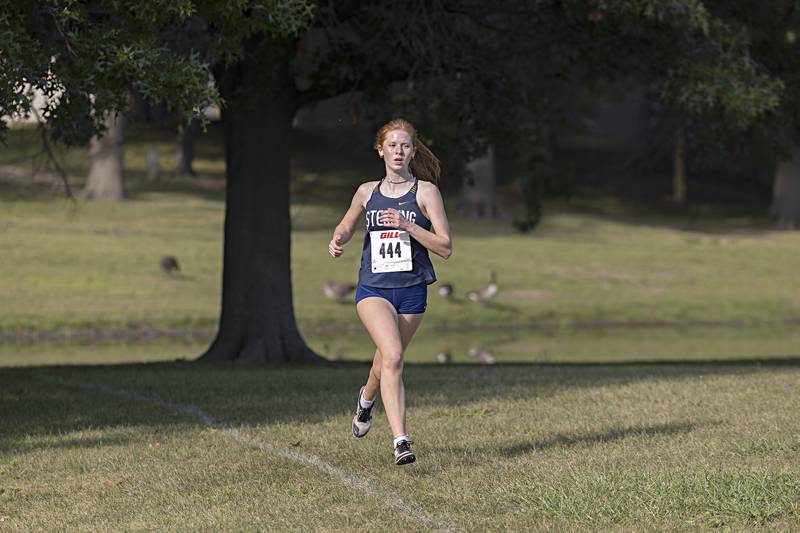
[393,435,410,448]
[359,392,374,409]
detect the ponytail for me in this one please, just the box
[410,138,441,185]
[375,118,441,185]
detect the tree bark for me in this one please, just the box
[458,145,499,218]
[672,126,686,203]
[176,117,200,177]
[146,145,160,181]
[201,37,320,363]
[84,112,125,200]
[772,146,800,229]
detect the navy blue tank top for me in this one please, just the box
[358,177,437,288]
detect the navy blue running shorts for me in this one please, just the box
[355,282,428,314]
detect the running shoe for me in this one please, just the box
[351,386,374,438]
[394,439,416,465]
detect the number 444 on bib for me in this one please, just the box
[370,230,412,273]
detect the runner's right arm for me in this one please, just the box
[329,182,374,258]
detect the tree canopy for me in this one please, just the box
[1,1,795,362]
[0,0,311,143]
[1,1,784,171]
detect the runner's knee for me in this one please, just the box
[381,348,404,373]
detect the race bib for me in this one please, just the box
[370,230,412,273]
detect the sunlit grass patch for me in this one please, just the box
[1,363,798,530]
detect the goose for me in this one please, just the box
[437,283,454,298]
[436,351,452,364]
[468,347,496,365]
[467,272,498,302]
[323,281,356,302]
[329,350,346,362]
[160,255,180,275]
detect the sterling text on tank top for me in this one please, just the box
[358,177,437,289]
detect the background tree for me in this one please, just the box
[0,1,316,363]
[83,111,125,200]
[702,2,800,227]
[185,0,783,361]
[176,116,201,178]
[344,1,780,226]
[0,0,788,365]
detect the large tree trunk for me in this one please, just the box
[201,37,320,363]
[175,117,200,177]
[672,126,687,203]
[84,112,124,200]
[458,145,499,218]
[772,146,800,229]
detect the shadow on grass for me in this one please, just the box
[496,420,710,457]
[125,175,226,203]
[560,196,778,237]
[0,179,68,202]
[0,357,798,452]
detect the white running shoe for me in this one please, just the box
[394,439,416,465]
[351,386,374,438]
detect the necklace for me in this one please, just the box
[385,180,408,184]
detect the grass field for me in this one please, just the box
[2,362,799,530]
[4,323,800,368]
[3,123,800,349]
[3,175,800,337]
[3,174,800,364]
[2,124,800,530]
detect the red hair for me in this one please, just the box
[374,118,441,184]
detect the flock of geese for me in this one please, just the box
[323,271,499,304]
[324,272,500,365]
[159,256,498,364]
[435,347,495,365]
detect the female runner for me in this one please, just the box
[328,118,453,465]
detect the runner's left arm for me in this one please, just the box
[382,184,452,259]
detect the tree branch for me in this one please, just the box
[32,107,75,201]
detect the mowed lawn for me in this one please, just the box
[3,122,800,356]
[3,190,800,336]
[1,362,799,530]
[2,126,800,530]
[4,155,800,365]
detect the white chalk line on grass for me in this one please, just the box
[36,372,457,532]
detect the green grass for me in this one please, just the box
[2,123,800,364]
[297,208,800,328]
[4,322,800,367]
[0,339,208,367]
[2,126,800,530]
[2,362,799,530]
[0,121,226,189]
[3,192,800,345]
[1,194,223,332]
[305,322,800,365]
